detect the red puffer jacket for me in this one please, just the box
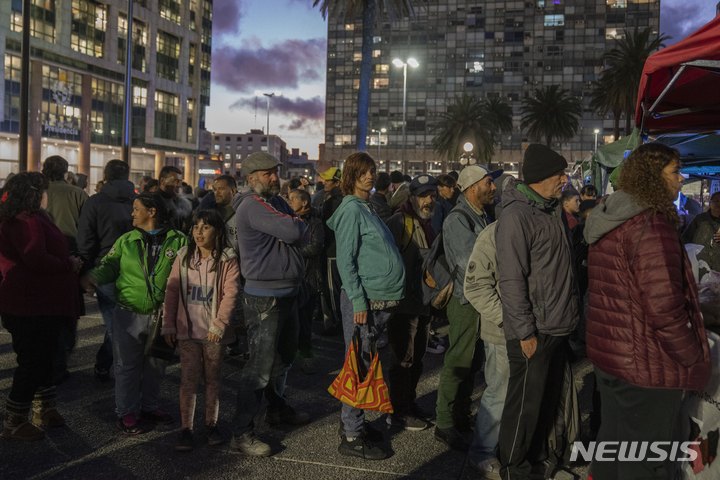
[586,211,710,391]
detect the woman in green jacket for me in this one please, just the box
[85,193,186,434]
[327,152,405,460]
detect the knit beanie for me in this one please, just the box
[522,144,568,184]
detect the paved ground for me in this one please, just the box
[0,296,592,479]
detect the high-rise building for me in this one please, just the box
[0,0,212,188]
[322,0,660,176]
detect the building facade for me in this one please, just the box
[0,0,212,188]
[322,0,660,176]
[197,129,288,185]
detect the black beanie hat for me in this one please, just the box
[522,144,568,184]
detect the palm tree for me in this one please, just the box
[314,0,418,151]
[590,74,623,140]
[601,28,668,135]
[432,94,513,171]
[521,85,582,147]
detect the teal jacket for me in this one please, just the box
[91,228,187,314]
[327,195,405,313]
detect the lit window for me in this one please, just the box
[543,14,564,27]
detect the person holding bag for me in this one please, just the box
[84,193,186,435]
[326,152,405,460]
[162,210,239,451]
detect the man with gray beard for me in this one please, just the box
[230,152,310,457]
[385,175,439,431]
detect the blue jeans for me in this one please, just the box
[111,307,166,417]
[469,341,510,463]
[339,290,393,437]
[233,293,298,436]
[95,284,116,372]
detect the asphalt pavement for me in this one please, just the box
[0,296,592,479]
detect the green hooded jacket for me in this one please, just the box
[327,195,405,313]
[91,228,187,314]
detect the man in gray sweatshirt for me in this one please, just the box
[230,152,309,457]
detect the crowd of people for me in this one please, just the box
[0,143,715,480]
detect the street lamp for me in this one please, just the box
[392,57,419,174]
[371,127,387,167]
[459,141,477,169]
[255,91,282,135]
[594,128,600,152]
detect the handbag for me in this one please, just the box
[328,326,393,414]
[144,309,177,362]
[138,244,177,362]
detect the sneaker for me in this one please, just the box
[175,428,194,452]
[337,421,384,443]
[434,426,469,451]
[265,405,310,427]
[338,435,389,460]
[231,432,272,457]
[205,424,225,446]
[426,336,446,354]
[141,409,174,425]
[116,414,152,435]
[385,413,429,432]
[471,457,502,480]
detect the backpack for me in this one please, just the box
[420,210,474,309]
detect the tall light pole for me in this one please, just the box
[371,127,386,167]
[392,57,419,174]
[256,91,281,135]
[594,128,600,152]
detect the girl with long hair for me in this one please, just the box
[162,209,239,451]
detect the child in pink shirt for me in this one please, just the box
[162,209,240,451]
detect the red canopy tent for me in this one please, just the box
[636,16,720,134]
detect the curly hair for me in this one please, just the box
[340,152,375,196]
[0,172,49,222]
[618,143,680,225]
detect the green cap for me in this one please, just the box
[241,152,280,176]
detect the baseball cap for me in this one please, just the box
[241,152,280,176]
[409,175,438,197]
[457,165,503,192]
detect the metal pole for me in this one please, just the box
[122,0,134,165]
[19,0,31,172]
[266,96,270,135]
[401,63,407,173]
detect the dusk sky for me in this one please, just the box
[205,0,718,159]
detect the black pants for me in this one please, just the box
[2,314,62,405]
[592,368,683,480]
[387,313,431,414]
[298,291,319,356]
[498,334,568,480]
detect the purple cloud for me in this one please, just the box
[230,95,324,120]
[212,38,326,92]
[213,0,243,35]
[661,0,718,45]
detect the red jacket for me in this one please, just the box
[586,211,710,391]
[0,212,80,318]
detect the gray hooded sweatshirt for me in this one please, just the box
[583,190,647,246]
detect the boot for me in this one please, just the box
[31,387,65,429]
[2,400,44,441]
